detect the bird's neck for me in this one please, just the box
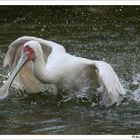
[32,56,45,81]
[32,43,66,84]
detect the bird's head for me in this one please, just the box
[23,40,43,61]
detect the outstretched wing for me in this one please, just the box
[3,36,54,93]
[87,61,124,106]
[4,36,52,69]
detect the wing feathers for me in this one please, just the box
[3,36,52,69]
[89,61,124,106]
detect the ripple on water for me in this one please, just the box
[31,125,66,134]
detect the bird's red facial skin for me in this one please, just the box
[23,46,35,61]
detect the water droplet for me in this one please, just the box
[41,28,44,32]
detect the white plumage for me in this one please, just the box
[0,36,124,106]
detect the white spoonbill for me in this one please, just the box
[0,36,124,106]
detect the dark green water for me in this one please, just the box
[0,6,140,135]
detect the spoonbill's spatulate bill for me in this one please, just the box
[0,36,125,106]
[0,52,28,99]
